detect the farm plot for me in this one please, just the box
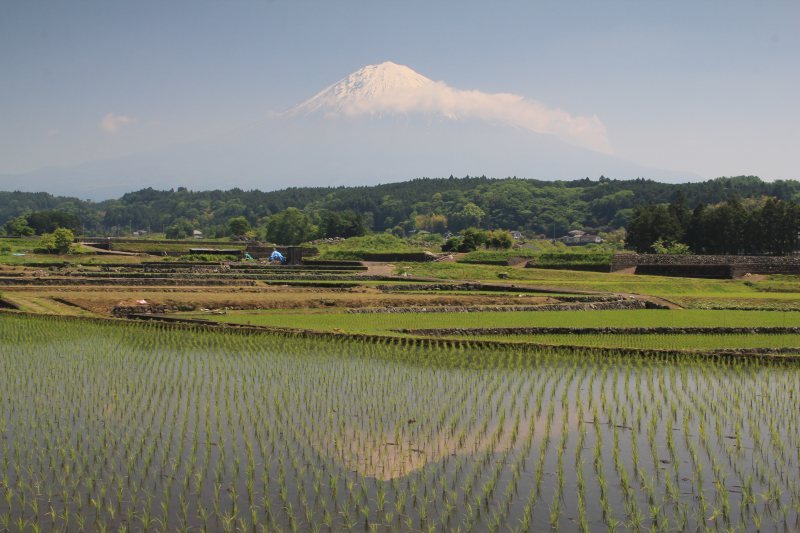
[179,308,800,335]
[1,314,798,531]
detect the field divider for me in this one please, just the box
[347,300,663,313]
[395,326,800,335]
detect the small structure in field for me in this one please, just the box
[560,230,603,245]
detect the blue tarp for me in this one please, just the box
[269,250,286,263]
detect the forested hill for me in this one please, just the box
[1,175,798,237]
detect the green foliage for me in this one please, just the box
[315,234,429,260]
[457,248,537,263]
[264,207,317,245]
[414,213,448,233]
[652,239,692,255]
[227,216,252,237]
[4,215,34,236]
[25,210,82,235]
[4,176,800,242]
[630,196,800,255]
[165,218,194,239]
[318,209,366,239]
[458,228,487,252]
[38,227,74,254]
[53,228,75,253]
[448,202,485,231]
[627,204,685,253]
[531,251,614,266]
[485,230,514,249]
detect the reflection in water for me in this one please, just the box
[0,315,798,532]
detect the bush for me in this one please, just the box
[651,239,692,255]
[458,228,487,252]
[38,228,74,254]
[485,230,513,249]
[441,237,461,252]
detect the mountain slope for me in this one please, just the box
[0,62,698,200]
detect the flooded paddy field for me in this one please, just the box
[1,314,798,531]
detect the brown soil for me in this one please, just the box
[5,287,557,315]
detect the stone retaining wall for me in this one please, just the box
[348,299,664,314]
[611,253,800,278]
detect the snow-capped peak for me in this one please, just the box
[287,61,612,154]
[291,61,435,116]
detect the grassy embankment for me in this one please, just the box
[399,261,800,308]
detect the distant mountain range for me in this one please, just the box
[0,62,698,200]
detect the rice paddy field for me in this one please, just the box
[2,314,799,532]
[176,308,800,354]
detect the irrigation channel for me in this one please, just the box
[1,314,799,532]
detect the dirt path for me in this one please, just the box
[617,293,683,309]
[362,262,399,277]
[79,244,143,256]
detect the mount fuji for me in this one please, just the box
[0,61,695,199]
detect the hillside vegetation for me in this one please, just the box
[2,175,798,240]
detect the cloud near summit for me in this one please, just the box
[332,81,611,154]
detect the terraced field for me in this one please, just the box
[1,314,798,532]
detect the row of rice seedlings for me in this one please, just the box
[0,314,798,531]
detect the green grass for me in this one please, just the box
[179,308,800,335]
[312,234,443,260]
[472,333,800,351]
[398,262,800,300]
[674,295,800,310]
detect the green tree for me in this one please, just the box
[651,239,692,255]
[458,228,487,252]
[228,216,252,237]
[4,216,34,236]
[39,228,74,254]
[449,202,485,231]
[52,228,74,253]
[414,213,448,233]
[485,230,513,249]
[626,204,684,253]
[25,210,81,235]
[265,208,317,245]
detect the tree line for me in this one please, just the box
[2,176,800,252]
[627,194,800,255]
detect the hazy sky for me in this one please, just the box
[1,0,798,182]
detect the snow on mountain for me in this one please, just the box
[0,61,698,199]
[291,61,435,116]
[290,61,611,153]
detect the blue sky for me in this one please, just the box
[1,0,798,184]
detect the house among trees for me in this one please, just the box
[560,230,603,245]
[510,231,524,240]
[192,229,203,239]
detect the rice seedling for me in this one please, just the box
[0,314,797,530]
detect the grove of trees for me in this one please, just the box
[2,176,799,253]
[627,195,800,255]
